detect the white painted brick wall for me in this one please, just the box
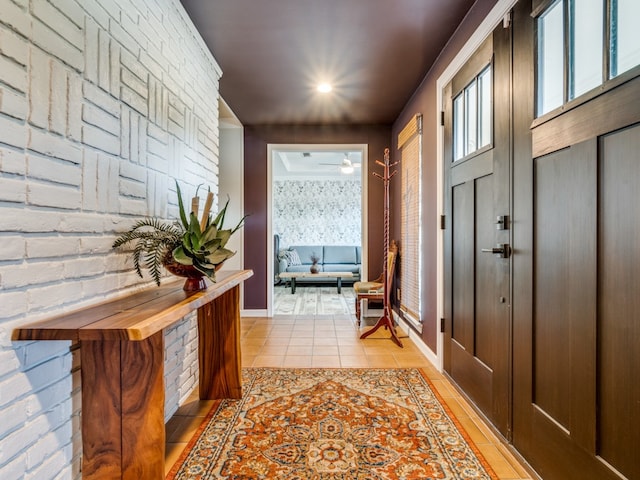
[164,311,199,422]
[0,0,223,478]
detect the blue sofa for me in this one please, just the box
[278,245,361,283]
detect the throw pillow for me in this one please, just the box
[288,249,302,265]
[277,249,289,261]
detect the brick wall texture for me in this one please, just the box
[0,0,222,478]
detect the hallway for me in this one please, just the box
[165,314,535,479]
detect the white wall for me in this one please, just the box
[0,0,222,478]
[218,120,244,272]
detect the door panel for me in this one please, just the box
[598,125,640,480]
[475,175,497,367]
[452,182,474,350]
[512,1,640,478]
[520,134,634,480]
[444,23,511,437]
[450,176,495,418]
[450,332,492,416]
[533,140,597,438]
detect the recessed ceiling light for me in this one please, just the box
[317,83,332,93]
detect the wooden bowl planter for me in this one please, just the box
[163,251,225,292]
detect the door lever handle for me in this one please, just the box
[481,243,511,258]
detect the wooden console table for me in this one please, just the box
[12,269,253,480]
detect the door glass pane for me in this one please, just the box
[453,94,464,161]
[464,81,477,155]
[611,0,640,77]
[570,0,603,98]
[537,0,564,116]
[478,67,492,149]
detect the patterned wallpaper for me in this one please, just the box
[274,179,362,246]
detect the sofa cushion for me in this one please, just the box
[286,264,318,273]
[289,245,323,265]
[323,263,359,274]
[323,246,357,264]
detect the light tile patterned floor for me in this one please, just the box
[165,314,535,479]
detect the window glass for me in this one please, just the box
[570,0,603,98]
[464,81,477,155]
[452,65,492,161]
[537,0,564,115]
[611,0,640,77]
[478,67,492,149]
[537,0,640,118]
[453,94,464,161]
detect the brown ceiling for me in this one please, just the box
[180,0,476,126]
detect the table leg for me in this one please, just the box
[198,285,242,399]
[291,278,297,294]
[337,277,342,293]
[81,332,165,479]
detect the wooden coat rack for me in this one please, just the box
[360,148,403,347]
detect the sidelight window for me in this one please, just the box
[610,0,640,78]
[570,0,603,99]
[453,65,492,161]
[536,0,640,117]
[537,1,564,115]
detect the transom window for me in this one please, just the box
[453,65,492,161]
[537,0,640,117]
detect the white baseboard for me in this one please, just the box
[241,309,269,317]
[393,311,440,371]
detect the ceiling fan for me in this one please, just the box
[319,153,361,174]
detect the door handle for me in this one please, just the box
[481,243,511,258]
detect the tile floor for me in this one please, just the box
[165,314,535,479]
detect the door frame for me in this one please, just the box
[266,143,369,316]
[435,0,518,370]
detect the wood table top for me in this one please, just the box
[278,271,354,278]
[12,270,254,342]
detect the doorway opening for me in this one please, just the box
[266,144,368,316]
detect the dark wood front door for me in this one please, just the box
[511,2,640,479]
[443,22,512,437]
[442,2,639,478]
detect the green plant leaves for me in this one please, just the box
[111,218,183,286]
[216,229,232,248]
[207,248,235,264]
[172,246,193,265]
[175,180,189,230]
[177,213,238,277]
[113,180,246,285]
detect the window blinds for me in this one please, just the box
[398,114,422,329]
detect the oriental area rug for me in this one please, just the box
[167,368,497,480]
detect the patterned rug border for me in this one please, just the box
[166,395,223,480]
[166,367,499,480]
[415,368,498,480]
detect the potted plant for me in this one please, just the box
[113,180,246,291]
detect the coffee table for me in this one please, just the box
[278,271,354,294]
